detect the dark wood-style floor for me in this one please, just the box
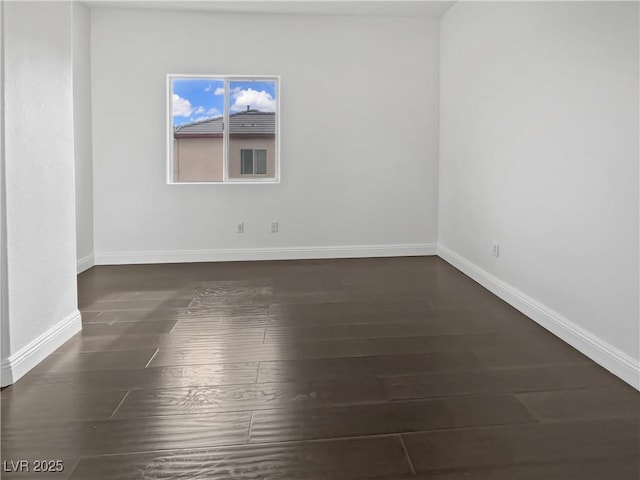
[1,257,638,479]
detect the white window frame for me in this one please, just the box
[167,74,281,185]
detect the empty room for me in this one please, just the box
[1,0,639,478]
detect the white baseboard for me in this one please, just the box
[77,253,95,273]
[1,310,82,387]
[437,244,640,391]
[95,243,438,265]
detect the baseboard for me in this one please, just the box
[95,243,438,265]
[77,253,95,273]
[0,309,82,387]
[437,244,640,390]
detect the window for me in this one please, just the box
[168,75,279,183]
[241,149,267,175]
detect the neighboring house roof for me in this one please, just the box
[174,110,275,137]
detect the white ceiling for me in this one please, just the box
[84,0,456,18]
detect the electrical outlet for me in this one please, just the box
[237,222,244,234]
[491,241,500,258]
[271,221,278,233]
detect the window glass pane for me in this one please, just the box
[171,77,225,182]
[227,79,277,179]
[256,149,267,174]
[241,149,254,174]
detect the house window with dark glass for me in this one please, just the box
[241,149,267,175]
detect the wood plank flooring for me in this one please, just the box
[1,257,638,479]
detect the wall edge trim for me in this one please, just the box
[94,243,438,264]
[1,309,82,387]
[437,244,640,390]
[77,253,95,274]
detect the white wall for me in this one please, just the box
[73,2,95,273]
[439,2,639,386]
[91,8,440,263]
[1,0,9,366]
[1,1,81,386]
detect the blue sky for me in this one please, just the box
[172,78,277,126]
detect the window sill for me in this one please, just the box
[167,180,280,185]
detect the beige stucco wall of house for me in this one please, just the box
[174,136,276,182]
[174,137,223,182]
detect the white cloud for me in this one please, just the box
[214,87,225,96]
[192,115,215,122]
[230,88,276,113]
[207,107,222,116]
[172,94,193,117]
[194,106,205,114]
